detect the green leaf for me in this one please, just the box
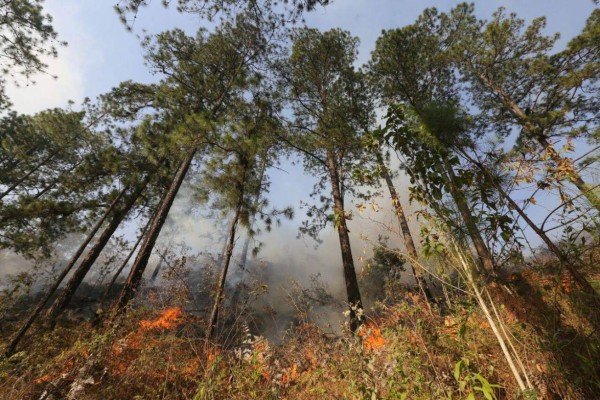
[454,360,463,381]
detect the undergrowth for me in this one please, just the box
[1,266,599,400]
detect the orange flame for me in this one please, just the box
[359,323,385,351]
[139,307,183,331]
[110,307,185,376]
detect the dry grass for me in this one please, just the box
[1,265,599,399]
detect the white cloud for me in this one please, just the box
[4,1,98,114]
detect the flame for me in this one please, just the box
[139,307,183,331]
[359,323,386,351]
[109,307,185,376]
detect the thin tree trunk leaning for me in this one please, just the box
[475,73,600,211]
[114,148,197,314]
[100,218,150,306]
[0,112,109,203]
[206,202,242,340]
[469,158,599,300]
[326,149,363,332]
[239,234,251,270]
[376,152,435,303]
[3,187,127,357]
[444,162,496,275]
[239,154,267,270]
[45,179,150,324]
[0,150,59,201]
[150,252,166,283]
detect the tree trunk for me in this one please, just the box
[326,149,363,332]
[114,148,197,314]
[3,187,127,357]
[376,152,435,303]
[239,154,267,270]
[470,159,599,300]
[100,218,151,306]
[444,162,496,275]
[45,179,149,323]
[0,150,59,201]
[206,201,242,340]
[239,234,251,270]
[475,73,600,211]
[150,252,166,283]
[537,136,600,211]
[206,156,249,340]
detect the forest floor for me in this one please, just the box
[1,262,599,400]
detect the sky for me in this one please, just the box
[7,0,597,114]
[3,0,598,292]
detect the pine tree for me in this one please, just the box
[204,90,287,339]
[370,20,496,275]
[279,28,375,331]
[0,108,118,258]
[114,16,270,314]
[0,0,65,110]
[446,5,600,211]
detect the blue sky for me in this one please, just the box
[7,0,597,114]
[4,1,598,285]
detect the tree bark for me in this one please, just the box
[3,187,127,357]
[206,201,242,340]
[326,149,363,332]
[376,152,435,303]
[206,156,248,340]
[114,147,197,314]
[45,178,149,323]
[444,162,496,275]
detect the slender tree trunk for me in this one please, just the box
[475,73,600,211]
[470,159,599,300]
[30,161,84,201]
[376,152,435,303]
[239,154,267,270]
[206,201,242,340]
[114,148,197,314]
[45,179,149,323]
[150,252,166,283]
[3,187,127,357]
[206,157,248,340]
[0,150,59,201]
[444,162,496,275]
[239,234,251,270]
[326,149,363,332]
[100,218,151,306]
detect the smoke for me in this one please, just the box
[0,251,34,291]
[1,154,427,339]
[139,157,427,338]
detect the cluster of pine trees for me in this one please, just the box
[1,1,598,394]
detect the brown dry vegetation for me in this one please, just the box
[1,257,599,400]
